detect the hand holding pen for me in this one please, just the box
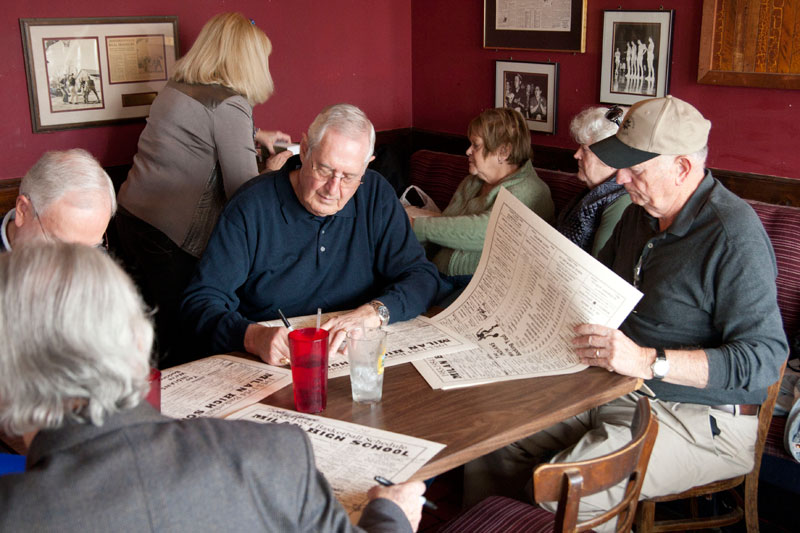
[374,476,437,510]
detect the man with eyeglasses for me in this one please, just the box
[1,149,115,252]
[181,104,444,366]
[465,97,787,529]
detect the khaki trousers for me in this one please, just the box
[463,391,758,531]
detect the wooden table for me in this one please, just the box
[263,362,641,480]
[1,362,640,478]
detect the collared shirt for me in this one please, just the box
[598,171,787,405]
[181,161,443,356]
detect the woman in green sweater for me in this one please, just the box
[406,108,554,275]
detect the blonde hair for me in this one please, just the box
[172,12,274,106]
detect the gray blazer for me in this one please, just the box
[0,404,410,532]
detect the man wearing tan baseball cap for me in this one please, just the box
[465,96,787,530]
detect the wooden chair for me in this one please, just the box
[635,365,786,533]
[532,396,658,532]
[439,397,658,533]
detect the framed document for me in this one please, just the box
[495,60,558,134]
[20,16,179,133]
[599,10,674,106]
[484,0,586,52]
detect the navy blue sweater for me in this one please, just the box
[181,163,442,356]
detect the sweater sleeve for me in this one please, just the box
[370,177,443,323]
[180,204,256,354]
[591,194,632,257]
[213,96,260,199]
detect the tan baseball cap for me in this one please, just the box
[590,95,711,168]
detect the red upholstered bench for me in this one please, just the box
[747,200,800,494]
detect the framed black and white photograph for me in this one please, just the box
[495,60,558,134]
[599,10,674,106]
[20,16,179,133]
[484,0,586,52]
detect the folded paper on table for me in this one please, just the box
[160,355,292,419]
[227,403,445,521]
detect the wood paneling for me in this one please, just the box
[700,0,800,88]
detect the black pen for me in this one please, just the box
[277,309,293,330]
[374,476,438,510]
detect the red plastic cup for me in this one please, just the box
[146,367,161,411]
[288,328,330,413]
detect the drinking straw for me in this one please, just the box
[316,307,322,330]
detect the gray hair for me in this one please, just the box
[20,149,117,216]
[690,145,709,167]
[305,104,376,166]
[569,106,626,146]
[0,243,153,436]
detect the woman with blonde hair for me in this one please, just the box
[116,12,289,367]
[406,108,554,276]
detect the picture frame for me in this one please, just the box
[599,10,674,106]
[495,60,558,134]
[698,0,800,90]
[20,16,179,133]
[484,0,586,52]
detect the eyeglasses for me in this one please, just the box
[25,194,108,251]
[311,162,363,187]
[605,105,624,126]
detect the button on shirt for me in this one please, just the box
[181,163,442,356]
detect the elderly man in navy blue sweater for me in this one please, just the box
[181,104,443,366]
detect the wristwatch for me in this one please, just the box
[651,348,669,380]
[370,300,390,327]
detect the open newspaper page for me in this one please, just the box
[226,404,445,522]
[161,355,292,419]
[413,188,642,389]
[261,314,476,378]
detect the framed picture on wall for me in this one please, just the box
[20,16,179,133]
[484,0,587,52]
[599,10,674,106]
[495,60,558,134]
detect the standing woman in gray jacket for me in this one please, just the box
[116,12,290,367]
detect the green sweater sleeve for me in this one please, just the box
[590,193,632,257]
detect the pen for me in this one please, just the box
[277,309,293,330]
[373,476,438,510]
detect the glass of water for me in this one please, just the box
[346,326,388,404]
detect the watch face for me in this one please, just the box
[653,358,669,378]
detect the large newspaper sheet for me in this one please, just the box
[261,314,477,379]
[496,0,572,32]
[413,188,642,389]
[161,355,292,419]
[227,404,445,521]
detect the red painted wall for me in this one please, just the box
[411,1,800,179]
[0,0,411,180]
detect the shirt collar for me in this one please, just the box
[662,170,713,237]
[26,402,166,467]
[643,170,713,237]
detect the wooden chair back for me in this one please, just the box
[635,364,786,532]
[533,396,658,533]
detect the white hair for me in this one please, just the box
[0,243,153,436]
[20,149,117,216]
[569,106,627,146]
[305,103,375,165]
